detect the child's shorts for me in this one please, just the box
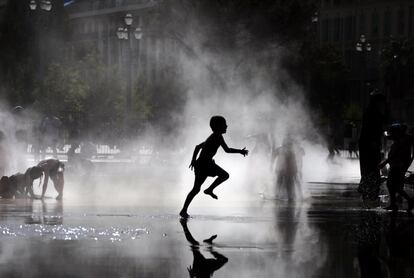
[194,159,225,177]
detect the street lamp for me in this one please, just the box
[355,34,372,107]
[355,35,372,52]
[29,0,52,80]
[29,0,52,11]
[116,13,143,133]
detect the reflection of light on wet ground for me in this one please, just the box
[0,225,148,241]
[0,181,413,277]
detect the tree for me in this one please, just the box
[0,0,68,106]
[301,44,350,124]
[33,53,125,141]
[381,38,414,99]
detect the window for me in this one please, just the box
[322,18,330,42]
[409,5,414,35]
[398,8,405,35]
[345,16,354,40]
[383,8,392,37]
[371,10,379,37]
[333,17,341,41]
[359,13,366,34]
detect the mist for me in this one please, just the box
[0,0,363,212]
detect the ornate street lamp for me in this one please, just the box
[124,13,133,26]
[356,35,371,52]
[29,0,37,10]
[355,34,372,108]
[116,13,143,133]
[29,0,52,11]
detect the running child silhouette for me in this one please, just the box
[180,116,248,218]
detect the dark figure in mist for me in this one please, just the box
[0,166,43,199]
[358,93,387,201]
[180,218,228,278]
[180,116,248,218]
[10,166,43,198]
[378,124,414,212]
[272,136,303,201]
[67,142,95,173]
[326,123,341,161]
[38,115,62,159]
[38,159,65,200]
[344,122,359,158]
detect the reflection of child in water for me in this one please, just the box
[180,219,228,278]
[180,116,248,218]
[272,136,304,200]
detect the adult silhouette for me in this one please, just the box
[358,92,387,202]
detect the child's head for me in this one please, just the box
[210,116,227,134]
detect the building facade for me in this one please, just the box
[65,0,179,85]
[317,0,414,124]
[0,0,6,20]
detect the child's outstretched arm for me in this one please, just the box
[189,143,203,170]
[221,138,248,156]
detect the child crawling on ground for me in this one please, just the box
[38,159,65,200]
[179,116,248,218]
[0,166,43,199]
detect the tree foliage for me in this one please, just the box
[380,38,414,98]
[33,53,125,141]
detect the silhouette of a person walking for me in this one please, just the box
[180,218,228,278]
[379,124,414,212]
[180,116,248,218]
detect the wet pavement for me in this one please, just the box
[0,181,413,278]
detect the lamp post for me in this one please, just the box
[116,13,143,133]
[355,34,372,107]
[29,0,52,81]
[29,0,52,11]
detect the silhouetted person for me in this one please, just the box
[23,166,44,198]
[0,176,14,198]
[326,123,340,161]
[273,135,302,200]
[67,142,95,175]
[38,159,65,200]
[39,115,62,159]
[358,92,387,202]
[0,166,43,199]
[180,218,228,278]
[180,116,248,218]
[379,124,414,212]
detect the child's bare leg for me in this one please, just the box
[180,175,207,217]
[204,169,229,200]
[52,173,64,200]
